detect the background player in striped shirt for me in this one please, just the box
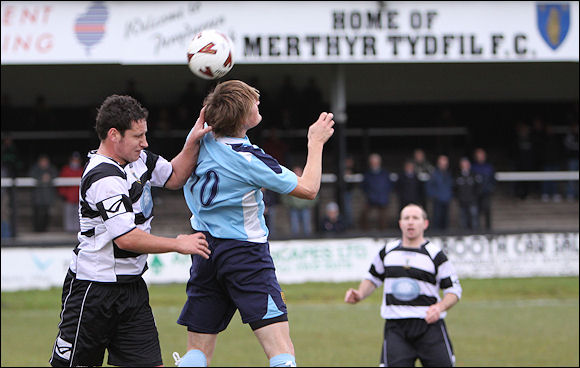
[49,95,212,367]
[175,80,334,367]
[345,204,462,367]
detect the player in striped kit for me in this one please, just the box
[345,204,462,367]
[49,95,212,367]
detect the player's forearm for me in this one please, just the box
[115,227,179,254]
[294,142,324,199]
[166,139,200,189]
[438,292,459,312]
[358,279,377,300]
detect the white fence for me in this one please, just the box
[2,232,578,291]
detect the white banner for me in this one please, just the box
[1,232,578,291]
[1,1,578,65]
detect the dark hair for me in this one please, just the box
[95,95,148,141]
[203,80,260,137]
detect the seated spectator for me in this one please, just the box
[320,201,346,234]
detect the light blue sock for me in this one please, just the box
[269,353,296,367]
[178,349,207,367]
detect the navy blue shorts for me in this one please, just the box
[177,232,288,334]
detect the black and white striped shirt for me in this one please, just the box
[366,239,462,320]
[69,150,173,283]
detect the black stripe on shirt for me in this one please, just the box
[229,143,283,174]
[369,264,386,281]
[385,266,437,285]
[386,294,438,306]
[113,240,143,258]
[439,276,453,289]
[80,162,126,200]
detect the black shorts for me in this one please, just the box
[49,270,162,367]
[380,318,455,367]
[177,232,288,334]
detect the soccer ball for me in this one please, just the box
[187,29,234,80]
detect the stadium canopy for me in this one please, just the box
[2,1,578,211]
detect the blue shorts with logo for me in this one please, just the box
[177,231,288,334]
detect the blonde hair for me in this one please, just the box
[203,80,260,137]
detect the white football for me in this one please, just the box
[187,29,234,80]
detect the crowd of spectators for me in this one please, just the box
[1,77,578,237]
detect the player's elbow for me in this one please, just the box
[114,228,138,250]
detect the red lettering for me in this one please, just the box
[36,33,53,53]
[14,34,31,51]
[2,6,15,26]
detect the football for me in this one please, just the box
[186,29,234,80]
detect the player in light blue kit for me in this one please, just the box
[174,80,335,367]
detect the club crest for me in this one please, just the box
[536,3,570,50]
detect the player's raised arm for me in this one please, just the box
[165,107,212,190]
[345,279,377,304]
[289,112,335,200]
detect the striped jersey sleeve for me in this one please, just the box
[426,242,462,299]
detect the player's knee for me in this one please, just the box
[269,353,296,367]
[178,349,207,367]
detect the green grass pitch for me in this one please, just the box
[2,277,578,366]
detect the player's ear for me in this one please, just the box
[423,219,429,231]
[108,128,120,143]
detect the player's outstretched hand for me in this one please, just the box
[175,232,211,258]
[344,288,362,304]
[307,112,335,146]
[188,106,213,143]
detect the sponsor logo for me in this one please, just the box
[392,277,421,301]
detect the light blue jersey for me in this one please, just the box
[184,132,298,242]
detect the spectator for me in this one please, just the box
[360,153,393,230]
[300,77,324,124]
[28,153,58,232]
[58,152,84,233]
[179,81,204,117]
[1,135,21,177]
[455,157,481,231]
[396,159,423,211]
[563,122,579,201]
[123,79,147,107]
[320,201,346,234]
[343,155,357,229]
[427,155,454,231]
[276,75,299,129]
[262,188,280,238]
[281,166,318,237]
[513,121,533,199]
[471,148,496,230]
[413,148,434,207]
[261,127,290,166]
[1,164,12,238]
[540,124,564,202]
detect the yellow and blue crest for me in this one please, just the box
[537,3,570,50]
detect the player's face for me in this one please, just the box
[399,205,428,241]
[245,99,262,129]
[117,119,148,164]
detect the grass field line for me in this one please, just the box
[148,297,579,314]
